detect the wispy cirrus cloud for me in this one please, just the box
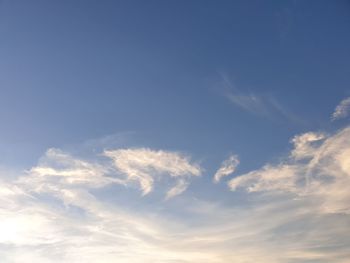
[24,148,122,189]
[213,154,239,183]
[332,97,350,120]
[220,74,304,124]
[105,148,201,197]
[221,74,270,116]
[18,147,201,200]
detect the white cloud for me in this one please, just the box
[18,148,123,193]
[332,97,350,120]
[17,147,201,199]
[105,148,201,197]
[228,126,350,214]
[228,164,300,193]
[165,178,189,200]
[1,173,350,262]
[0,130,350,262]
[213,154,239,183]
[290,132,326,160]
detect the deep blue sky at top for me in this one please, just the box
[0,0,349,171]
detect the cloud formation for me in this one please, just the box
[18,147,201,200]
[228,127,350,214]
[24,148,121,189]
[332,97,350,120]
[105,148,201,197]
[213,154,239,183]
[0,128,349,262]
[229,164,299,193]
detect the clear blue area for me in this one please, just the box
[1,0,349,172]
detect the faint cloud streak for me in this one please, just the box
[220,74,304,124]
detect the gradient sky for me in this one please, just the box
[1,1,350,262]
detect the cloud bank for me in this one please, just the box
[0,127,349,262]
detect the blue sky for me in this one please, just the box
[0,1,350,262]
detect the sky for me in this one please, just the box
[0,0,350,262]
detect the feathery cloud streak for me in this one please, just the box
[213,154,239,182]
[220,74,304,124]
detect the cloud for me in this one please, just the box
[213,154,239,183]
[165,178,189,200]
[290,132,326,160]
[0,130,350,262]
[228,126,350,214]
[105,148,201,197]
[3,168,350,262]
[332,97,350,120]
[227,90,303,124]
[228,164,299,193]
[17,148,123,195]
[220,74,304,124]
[227,92,269,116]
[221,74,270,117]
[18,147,201,200]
